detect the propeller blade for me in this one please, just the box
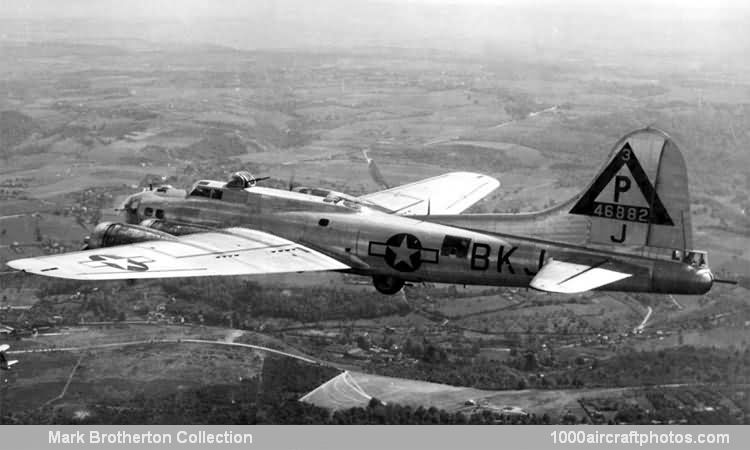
[75,217,91,232]
[81,235,91,251]
[288,166,297,191]
[362,149,390,189]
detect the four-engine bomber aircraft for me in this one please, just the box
[7,128,720,295]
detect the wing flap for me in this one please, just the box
[530,258,632,293]
[7,227,349,280]
[360,172,499,215]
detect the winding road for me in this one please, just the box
[6,336,322,366]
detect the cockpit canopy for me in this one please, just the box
[185,171,391,212]
[188,180,225,199]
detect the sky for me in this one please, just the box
[1,0,748,20]
[0,0,748,60]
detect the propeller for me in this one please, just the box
[362,149,390,189]
[74,216,91,232]
[288,166,297,191]
[81,235,91,251]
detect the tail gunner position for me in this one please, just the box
[7,128,725,296]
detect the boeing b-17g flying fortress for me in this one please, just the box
[6,128,732,296]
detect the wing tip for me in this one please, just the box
[7,258,79,279]
[6,258,27,271]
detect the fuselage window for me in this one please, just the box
[441,235,471,258]
[144,207,154,217]
[684,251,708,268]
[189,187,211,198]
[155,209,165,219]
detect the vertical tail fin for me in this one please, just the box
[569,127,692,254]
[420,127,693,257]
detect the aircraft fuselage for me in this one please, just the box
[123,184,712,295]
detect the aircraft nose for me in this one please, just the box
[118,193,143,224]
[120,193,138,210]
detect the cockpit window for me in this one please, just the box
[144,207,154,217]
[188,186,222,199]
[189,186,211,197]
[441,235,471,258]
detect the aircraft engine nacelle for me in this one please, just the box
[139,219,214,236]
[84,222,175,250]
[372,275,405,295]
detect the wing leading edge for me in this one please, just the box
[7,227,349,280]
[360,171,499,215]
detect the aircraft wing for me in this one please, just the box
[7,227,349,280]
[0,344,9,353]
[530,258,632,293]
[359,172,499,215]
[0,354,18,368]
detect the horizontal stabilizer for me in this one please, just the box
[360,172,499,215]
[0,344,17,370]
[530,258,632,293]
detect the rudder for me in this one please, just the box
[569,127,692,255]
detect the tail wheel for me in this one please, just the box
[372,275,404,295]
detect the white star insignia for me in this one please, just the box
[389,235,420,268]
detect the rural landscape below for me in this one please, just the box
[1,0,749,425]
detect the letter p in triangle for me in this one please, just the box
[570,143,674,226]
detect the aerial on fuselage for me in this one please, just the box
[6,128,731,296]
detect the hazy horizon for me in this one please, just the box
[1,0,748,70]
